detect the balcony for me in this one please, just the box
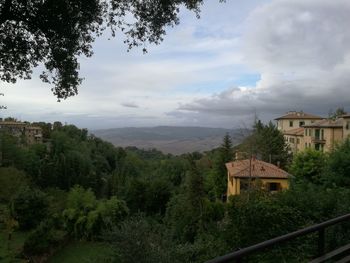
[206,213,350,263]
[312,137,326,144]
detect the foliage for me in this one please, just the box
[3,119,350,262]
[10,187,48,230]
[125,177,172,215]
[239,120,290,168]
[0,0,212,99]
[328,107,347,120]
[62,186,128,239]
[0,167,29,202]
[106,215,175,263]
[23,219,67,256]
[165,155,224,243]
[289,149,327,184]
[47,241,113,263]
[211,133,233,199]
[325,138,350,187]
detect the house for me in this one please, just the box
[275,111,350,154]
[275,111,323,133]
[303,119,343,152]
[0,120,43,144]
[24,126,43,144]
[226,158,290,196]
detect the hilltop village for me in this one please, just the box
[225,110,350,198]
[1,111,350,262]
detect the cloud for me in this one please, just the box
[177,0,350,125]
[121,102,139,108]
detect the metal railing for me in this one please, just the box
[206,213,350,263]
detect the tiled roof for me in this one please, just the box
[283,127,304,136]
[275,111,323,120]
[226,159,290,179]
[0,121,27,126]
[303,118,343,128]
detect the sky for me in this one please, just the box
[2,0,350,130]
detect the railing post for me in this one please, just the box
[318,228,325,256]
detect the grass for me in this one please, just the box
[0,228,29,263]
[48,241,114,263]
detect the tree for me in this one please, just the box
[212,133,233,200]
[240,120,290,168]
[10,186,48,230]
[0,167,29,202]
[165,154,207,242]
[326,139,350,187]
[289,149,327,184]
[328,107,347,120]
[0,0,221,99]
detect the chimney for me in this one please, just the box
[235,151,245,160]
[277,161,280,168]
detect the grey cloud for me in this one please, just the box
[121,102,139,108]
[176,0,350,125]
[244,0,350,71]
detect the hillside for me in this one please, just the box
[92,126,245,154]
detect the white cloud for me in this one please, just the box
[178,0,350,126]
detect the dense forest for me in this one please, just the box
[1,120,350,262]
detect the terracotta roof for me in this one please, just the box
[283,127,304,136]
[0,121,27,126]
[303,118,343,128]
[275,111,323,120]
[226,159,290,179]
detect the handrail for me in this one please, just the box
[206,213,350,263]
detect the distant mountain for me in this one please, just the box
[92,126,245,155]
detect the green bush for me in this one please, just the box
[23,220,67,256]
[63,186,128,239]
[10,186,48,230]
[0,167,29,202]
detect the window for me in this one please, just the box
[289,121,294,127]
[240,179,249,191]
[268,182,280,192]
[305,143,307,148]
[299,121,305,127]
[346,121,350,130]
[290,138,295,143]
[305,129,307,136]
[315,129,320,139]
[297,138,300,144]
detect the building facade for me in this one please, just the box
[226,158,290,196]
[0,120,43,144]
[275,111,350,154]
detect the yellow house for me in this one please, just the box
[283,127,305,154]
[275,111,323,133]
[342,115,350,139]
[303,119,343,152]
[226,158,290,196]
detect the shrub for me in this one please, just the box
[23,219,67,256]
[10,186,48,230]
